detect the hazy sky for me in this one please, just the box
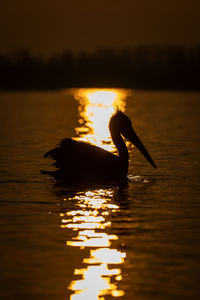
[0,0,200,57]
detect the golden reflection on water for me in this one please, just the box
[61,189,126,299]
[72,88,130,151]
[61,89,130,299]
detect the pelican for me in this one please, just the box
[41,110,156,184]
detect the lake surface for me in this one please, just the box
[0,89,200,299]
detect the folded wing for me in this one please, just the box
[45,138,120,178]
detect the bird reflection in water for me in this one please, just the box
[59,89,129,299]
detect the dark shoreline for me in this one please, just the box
[1,46,200,91]
[1,86,200,92]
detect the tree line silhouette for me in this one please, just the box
[0,46,200,90]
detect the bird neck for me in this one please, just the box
[111,131,129,175]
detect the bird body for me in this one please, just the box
[42,111,156,185]
[44,138,123,182]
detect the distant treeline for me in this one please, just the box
[0,46,200,90]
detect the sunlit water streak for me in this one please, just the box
[72,88,130,151]
[61,89,131,299]
[60,189,125,299]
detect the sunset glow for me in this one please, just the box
[72,88,130,151]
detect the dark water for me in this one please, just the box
[0,90,200,299]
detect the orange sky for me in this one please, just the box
[0,0,200,57]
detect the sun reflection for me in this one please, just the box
[83,90,118,106]
[69,263,125,299]
[72,88,130,151]
[66,230,118,248]
[59,188,126,299]
[59,89,129,299]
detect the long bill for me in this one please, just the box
[126,128,157,169]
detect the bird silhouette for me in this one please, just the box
[41,110,156,185]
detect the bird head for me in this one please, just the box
[109,110,157,169]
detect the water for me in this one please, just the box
[0,90,200,299]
